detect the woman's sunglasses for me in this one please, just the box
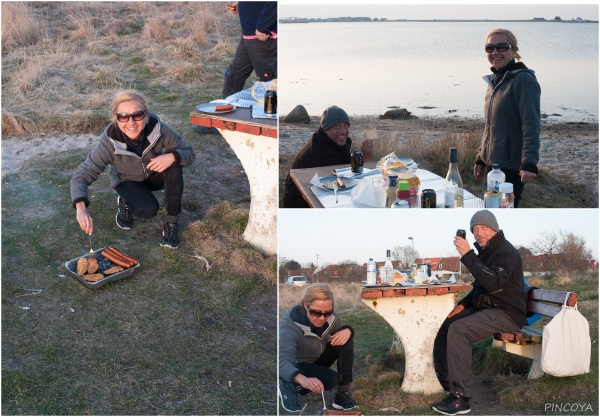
[116,110,145,123]
[485,43,512,53]
[306,306,334,319]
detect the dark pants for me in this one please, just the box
[222,37,277,98]
[433,308,520,397]
[295,340,354,395]
[114,165,183,218]
[502,169,525,208]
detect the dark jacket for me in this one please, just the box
[238,1,277,36]
[458,230,527,327]
[282,127,352,208]
[279,304,354,383]
[70,114,195,208]
[476,61,541,174]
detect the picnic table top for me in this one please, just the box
[190,107,277,138]
[362,283,471,298]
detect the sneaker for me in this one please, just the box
[278,380,301,412]
[332,391,359,410]
[160,222,179,249]
[432,395,471,416]
[116,196,133,229]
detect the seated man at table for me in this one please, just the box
[282,106,374,208]
[432,210,526,416]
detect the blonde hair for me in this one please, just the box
[486,28,521,61]
[111,90,149,125]
[299,283,334,309]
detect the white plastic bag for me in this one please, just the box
[541,296,591,377]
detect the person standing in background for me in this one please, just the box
[223,1,277,98]
[474,28,541,208]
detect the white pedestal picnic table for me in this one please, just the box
[190,107,277,255]
[362,283,471,394]
[288,162,484,208]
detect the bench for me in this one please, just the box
[491,288,578,380]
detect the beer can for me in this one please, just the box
[351,151,363,173]
[391,199,409,208]
[484,189,502,208]
[456,229,466,240]
[421,189,436,208]
[264,90,277,114]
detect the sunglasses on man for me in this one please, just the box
[485,43,512,53]
[306,306,334,319]
[115,110,146,123]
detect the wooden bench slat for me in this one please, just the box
[529,289,577,307]
[527,300,562,317]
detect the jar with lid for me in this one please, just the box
[499,182,514,208]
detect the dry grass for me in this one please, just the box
[188,201,276,286]
[279,282,365,317]
[1,1,238,136]
[1,2,46,51]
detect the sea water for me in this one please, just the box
[279,21,598,122]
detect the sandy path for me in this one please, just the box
[2,134,98,177]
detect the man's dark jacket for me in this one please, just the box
[458,230,527,327]
[282,127,352,208]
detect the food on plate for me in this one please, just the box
[364,128,379,140]
[82,273,104,282]
[422,279,430,284]
[77,257,88,276]
[215,104,234,112]
[87,257,99,274]
[103,265,124,275]
[336,177,346,189]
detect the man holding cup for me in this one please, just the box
[432,210,526,415]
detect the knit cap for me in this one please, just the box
[320,106,350,131]
[470,209,499,232]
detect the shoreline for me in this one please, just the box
[279,116,599,206]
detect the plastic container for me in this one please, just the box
[487,164,506,191]
[366,258,377,285]
[500,182,515,208]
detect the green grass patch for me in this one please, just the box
[2,149,276,415]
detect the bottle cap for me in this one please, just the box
[499,182,513,193]
[492,164,500,170]
[449,147,457,163]
[386,250,391,257]
[397,180,409,190]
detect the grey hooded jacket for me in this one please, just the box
[279,305,352,383]
[70,114,195,208]
[476,67,541,174]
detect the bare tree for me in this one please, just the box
[391,245,420,269]
[529,230,593,274]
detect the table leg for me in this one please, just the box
[362,293,458,394]
[218,129,277,255]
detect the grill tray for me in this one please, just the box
[65,247,140,289]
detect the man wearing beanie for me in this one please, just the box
[282,106,374,208]
[432,210,526,415]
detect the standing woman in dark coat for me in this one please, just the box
[474,28,541,207]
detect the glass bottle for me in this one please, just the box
[385,175,399,208]
[487,164,506,191]
[444,147,464,208]
[383,250,393,284]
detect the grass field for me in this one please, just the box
[2,2,277,415]
[279,278,598,415]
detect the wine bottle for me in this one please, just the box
[444,147,464,208]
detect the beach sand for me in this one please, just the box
[280,116,599,206]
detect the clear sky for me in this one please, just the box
[279,209,599,266]
[279,3,599,21]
